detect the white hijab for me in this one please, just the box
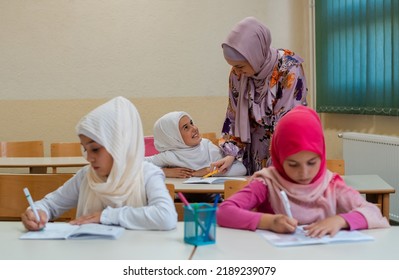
[75,96,146,217]
[153,111,222,170]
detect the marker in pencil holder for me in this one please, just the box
[183,203,216,246]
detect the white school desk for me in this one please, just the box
[192,226,399,260]
[165,177,244,193]
[3,221,398,260]
[166,175,395,219]
[0,157,89,174]
[0,222,194,260]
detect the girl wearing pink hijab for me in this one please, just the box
[213,17,308,176]
[217,106,389,237]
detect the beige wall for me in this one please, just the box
[1,0,397,158]
[0,97,228,155]
[322,113,399,159]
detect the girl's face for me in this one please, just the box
[282,151,321,184]
[225,58,256,78]
[79,135,114,178]
[179,115,201,147]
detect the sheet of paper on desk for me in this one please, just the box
[183,177,247,184]
[257,226,374,247]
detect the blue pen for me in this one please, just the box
[213,193,221,208]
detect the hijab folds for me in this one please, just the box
[271,105,326,183]
[75,96,146,216]
[222,17,278,142]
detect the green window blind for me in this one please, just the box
[315,0,399,116]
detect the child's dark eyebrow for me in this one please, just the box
[180,123,188,129]
[180,120,192,130]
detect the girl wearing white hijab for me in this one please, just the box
[22,96,177,231]
[145,111,246,178]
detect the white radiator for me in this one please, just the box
[340,132,399,222]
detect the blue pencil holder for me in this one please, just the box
[183,203,216,246]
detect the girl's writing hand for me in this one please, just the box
[304,215,348,238]
[21,209,47,231]
[270,214,298,233]
[258,213,298,233]
[70,211,102,225]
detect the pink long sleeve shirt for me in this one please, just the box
[217,179,381,231]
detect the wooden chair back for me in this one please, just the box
[0,173,76,221]
[165,183,175,200]
[224,179,248,199]
[50,142,82,157]
[166,183,184,221]
[0,140,44,157]
[326,159,345,175]
[144,136,159,156]
[50,142,82,173]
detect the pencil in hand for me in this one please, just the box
[202,169,219,178]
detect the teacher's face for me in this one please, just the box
[226,58,255,78]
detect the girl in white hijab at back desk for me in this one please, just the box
[145,111,246,178]
[21,96,177,231]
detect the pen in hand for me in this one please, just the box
[23,187,40,223]
[280,190,293,218]
[280,190,304,234]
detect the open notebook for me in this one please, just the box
[20,223,125,240]
[257,226,374,247]
[183,176,247,184]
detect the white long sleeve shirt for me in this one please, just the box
[35,162,177,230]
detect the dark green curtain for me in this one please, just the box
[315,0,399,116]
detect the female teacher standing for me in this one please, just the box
[213,17,308,175]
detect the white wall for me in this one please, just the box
[0,0,320,157]
[0,0,310,100]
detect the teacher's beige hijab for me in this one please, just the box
[75,96,146,217]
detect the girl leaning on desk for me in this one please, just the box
[21,96,177,231]
[144,111,246,178]
[217,106,390,238]
[145,111,247,203]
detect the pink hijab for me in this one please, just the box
[222,17,278,142]
[271,105,326,183]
